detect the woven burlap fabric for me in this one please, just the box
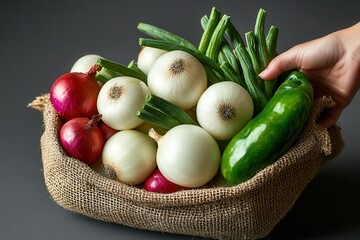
[29,94,344,240]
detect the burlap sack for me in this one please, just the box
[29,94,344,240]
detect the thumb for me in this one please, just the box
[318,106,342,129]
[259,47,301,80]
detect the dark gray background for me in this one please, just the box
[1,0,359,239]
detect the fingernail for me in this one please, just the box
[258,70,267,78]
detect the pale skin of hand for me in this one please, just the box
[259,22,360,129]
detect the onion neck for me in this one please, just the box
[148,128,162,143]
[87,64,102,77]
[86,114,102,128]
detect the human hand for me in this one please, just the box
[259,22,360,129]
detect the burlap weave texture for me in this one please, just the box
[29,94,344,240]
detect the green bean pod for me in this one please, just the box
[235,45,268,115]
[198,7,221,54]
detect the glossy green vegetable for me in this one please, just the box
[137,94,197,130]
[235,45,268,115]
[198,7,221,54]
[221,71,314,186]
[96,58,147,83]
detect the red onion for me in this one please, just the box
[59,114,104,164]
[143,169,188,194]
[50,65,101,120]
[98,120,118,141]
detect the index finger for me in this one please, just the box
[259,47,301,80]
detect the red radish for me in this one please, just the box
[59,114,104,164]
[143,169,188,194]
[50,65,101,120]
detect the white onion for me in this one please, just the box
[196,81,254,140]
[97,76,149,130]
[147,50,207,110]
[70,54,103,73]
[102,130,157,185]
[151,125,221,188]
[137,47,167,75]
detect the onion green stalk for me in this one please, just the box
[263,25,279,98]
[205,14,230,61]
[266,25,279,59]
[127,60,146,77]
[254,8,269,71]
[198,7,221,54]
[219,40,241,75]
[205,65,223,85]
[235,45,268,115]
[200,15,209,29]
[137,23,197,51]
[137,94,198,131]
[96,58,147,83]
[225,20,245,48]
[220,62,246,89]
[95,67,119,84]
[202,13,245,50]
[252,9,280,99]
[245,31,263,89]
[218,50,227,65]
[245,31,261,75]
[139,104,182,130]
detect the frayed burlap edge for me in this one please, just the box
[29,94,344,240]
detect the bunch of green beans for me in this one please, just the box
[98,7,279,116]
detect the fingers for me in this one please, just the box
[259,46,302,80]
[318,107,342,129]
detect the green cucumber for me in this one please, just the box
[221,71,314,186]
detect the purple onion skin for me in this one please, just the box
[50,65,101,120]
[143,169,188,193]
[59,116,104,164]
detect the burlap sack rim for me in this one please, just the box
[29,94,343,207]
[28,94,345,239]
